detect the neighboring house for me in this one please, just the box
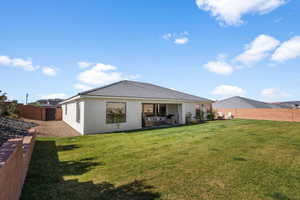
[60,80,212,135]
[213,96,291,109]
[35,99,64,107]
[275,101,300,109]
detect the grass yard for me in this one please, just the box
[21,119,300,200]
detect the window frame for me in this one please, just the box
[106,102,127,124]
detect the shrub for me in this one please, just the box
[0,90,19,118]
[206,109,217,120]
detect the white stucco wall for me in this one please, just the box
[83,99,142,134]
[62,101,85,134]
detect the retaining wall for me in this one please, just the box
[0,130,36,200]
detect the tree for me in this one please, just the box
[0,90,7,116]
[0,90,19,117]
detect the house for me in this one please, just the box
[213,96,290,110]
[34,98,64,107]
[275,101,300,109]
[60,80,212,135]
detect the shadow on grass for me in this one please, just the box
[233,157,247,161]
[21,140,160,200]
[269,192,291,200]
[96,121,209,135]
[56,144,80,151]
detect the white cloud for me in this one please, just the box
[42,66,57,76]
[261,88,291,99]
[235,34,280,65]
[163,33,173,40]
[163,31,189,45]
[40,93,67,99]
[203,61,234,75]
[271,36,300,62]
[195,0,286,26]
[174,37,189,45]
[0,55,38,71]
[212,85,246,97]
[73,83,92,91]
[77,63,139,86]
[0,55,60,76]
[78,61,93,68]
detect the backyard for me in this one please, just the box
[21,119,300,200]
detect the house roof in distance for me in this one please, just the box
[213,96,291,109]
[78,80,212,102]
[276,101,300,108]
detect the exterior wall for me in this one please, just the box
[62,101,85,134]
[0,132,36,200]
[217,108,300,122]
[84,99,142,134]
[62,97,212,134]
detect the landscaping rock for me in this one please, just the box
[0,117,38,147]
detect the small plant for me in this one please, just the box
[196,110,205,121]
[206,109,217,120]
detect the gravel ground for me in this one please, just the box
[0,117,38,147]
[23,119,80,137]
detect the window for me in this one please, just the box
[106,102,126,124]
[65,104,68,115]
[76,102,80,123]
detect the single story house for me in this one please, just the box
[276,101,300,109]
[60,80,212,135]
[213,96,291,109]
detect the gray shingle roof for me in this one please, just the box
[79,80,212,102]
[277,101,300,108]
[213,96,291,109]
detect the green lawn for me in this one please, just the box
[21,119,300,200]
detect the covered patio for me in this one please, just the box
[142,103,182,128]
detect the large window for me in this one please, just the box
[76,102,80,123]
[106,102,126,124]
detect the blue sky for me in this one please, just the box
[1,0,300,103]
